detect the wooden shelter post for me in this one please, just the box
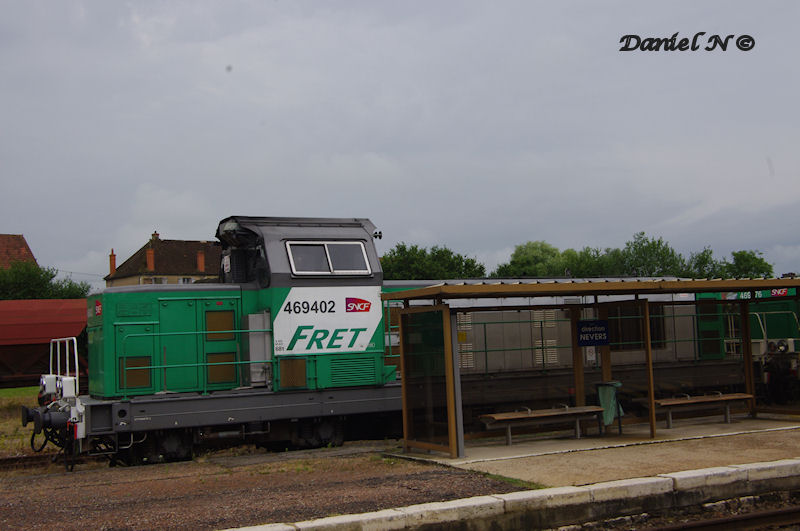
[740,299,756,415]
[570,308,586,406]
[642,300,657,438]
[441,306,460,458]
[398,307,410,454]
[598,306,612,382]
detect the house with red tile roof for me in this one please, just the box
[0,234,37,269]
[104,231,221,287]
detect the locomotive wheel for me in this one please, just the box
[157,429,193,462]
[314,418,345,447]
[293,418,344,448]
[113,429,193,466]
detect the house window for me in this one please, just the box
[286,241,371,275]
[179,277,194,284]
[608,302,665,351]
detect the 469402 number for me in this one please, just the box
[283,300,335,314]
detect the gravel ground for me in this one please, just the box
[0,443,526,531]
[5,428,800,530]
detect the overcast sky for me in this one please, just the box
[2,1,798,291]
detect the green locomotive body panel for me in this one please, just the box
[88,286,243,398]
[696,290,800,358]
[87,216,395,399]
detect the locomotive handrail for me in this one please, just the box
[118,327,388,398]
[750,310,800,344]
[120,328,272,398]
[121,328,270,340]
[121,358,276,393]
[49,337,80,392]
[753,313,766,340]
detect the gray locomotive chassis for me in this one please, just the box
[81,383,402,436]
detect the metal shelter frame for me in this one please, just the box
[383,277,800,458]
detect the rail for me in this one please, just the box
[657,504,800,530]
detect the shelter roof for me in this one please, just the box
[0,299,87,346]
[0,234,36,269]
[381,277,800,302]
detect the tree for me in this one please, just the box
[493,241,563,277]
[562,246,627,277]
[722,250,773,278]
[0,261,91,300]
[380,243,486,280]
[621,232,685,277]
[597,247,627,276]
[490,232,776,280]
[493,241,634,278]
[682,247,726,278]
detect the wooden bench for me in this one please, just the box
[654,392,753,429]
[479,405,605,445]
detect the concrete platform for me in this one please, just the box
[235,415,800,530]
[417,413,800,469]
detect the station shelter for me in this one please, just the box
[382,278,800,458]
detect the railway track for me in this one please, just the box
[0,453,60,471]
[0,453,105,472]
[0,440,397,473]
[649,504,800,530]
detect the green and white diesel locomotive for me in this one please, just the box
[22,216,400,467]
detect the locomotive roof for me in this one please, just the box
[216,216,382,287]
[216,216,377,243]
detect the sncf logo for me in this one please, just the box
[346,298,372,312]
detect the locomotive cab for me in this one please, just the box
[214,216,391,392]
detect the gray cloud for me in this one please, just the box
[1,1,798,290]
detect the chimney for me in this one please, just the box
[146,248,155,271]
[197,250,205,273]
[109,249,116,275]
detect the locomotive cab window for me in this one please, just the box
[288,243,330,273]
[286,241,371,275]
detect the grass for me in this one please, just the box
[0,386,42,456]
[480,472,546,490]
[0,386,39,399]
